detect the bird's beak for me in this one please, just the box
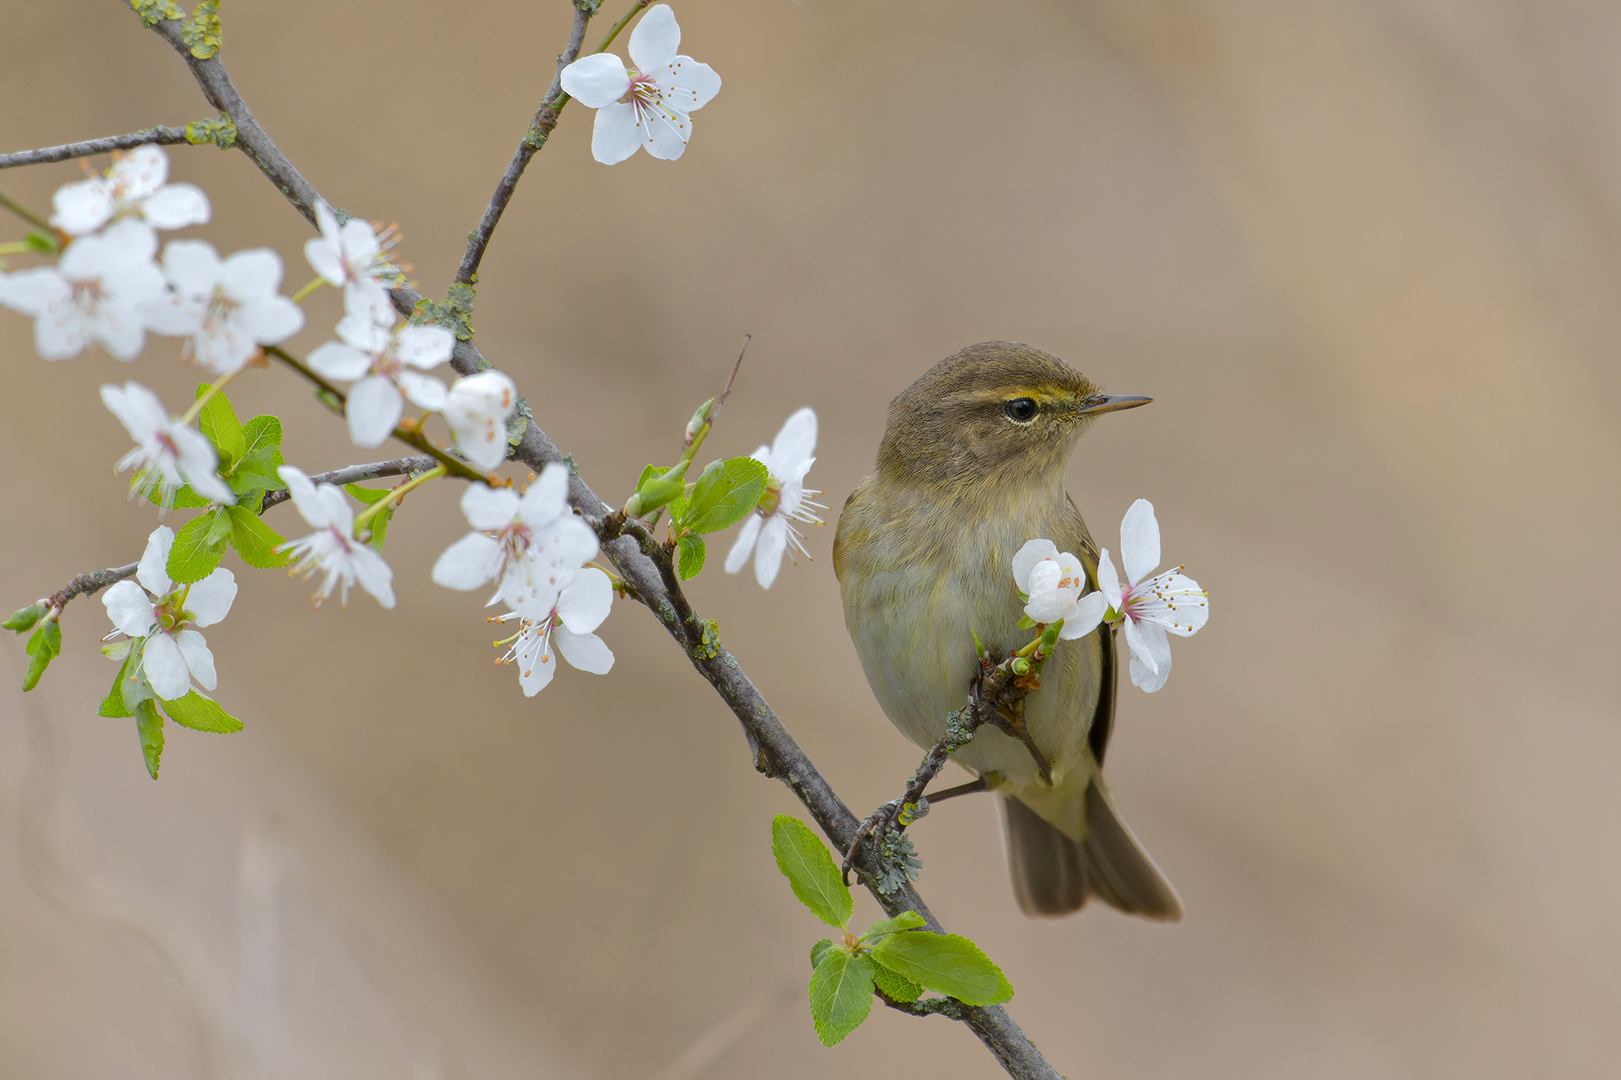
[1076,393,1153,417]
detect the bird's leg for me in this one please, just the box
[841,799,903,885]
[989,698,1054,785]
[922,777,988,804]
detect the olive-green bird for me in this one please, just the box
[833,342,1182,920]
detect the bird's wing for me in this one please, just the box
[1061,493,1116,766]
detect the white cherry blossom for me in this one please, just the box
[101,380,235,507]
[140,240,304,374]
[724,407,824,589]
[431,463,599,610]
[443,370,517,471]
[49,145,209,237]
[1096,499,1209,693]
[559,4,722,164]
[307,296,453,448]
[495,567,616,696]
[273,466,395,608]
[1010,539,1107,639]
[102,526,237,701]
[0,220,164,360]
[303,201,399,325]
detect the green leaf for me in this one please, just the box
[684,456,768,534]
[168,485,211,509]
[134,699,164,780]
[4,604,45,633]
[168,511,226,583]
[22,620,62,692]
[232,416,286,497]
[180,0,221,58]
[871,962,925,1004]
[195,383,245,470]
[810,938,835,970]
[98,661,132,719]
[160,690,243,734]
[808,949,875,1047]
[344,484,395,549]
[869,932,1013,1006]
[677,533,706,580]
[771,814,853,929]
[225,506,287,568]
[627,466,687,516]
[120,645,156,714]
[859,910,927,943]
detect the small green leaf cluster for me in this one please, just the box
[11,610,62,692]
[98,636,242,780]
[162,386,290,583]
[180,0,221,59]
[184,113,236,149]
[770,815,1013,1047]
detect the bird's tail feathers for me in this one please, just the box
[1000,777,1182,921]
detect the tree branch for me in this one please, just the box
[454,0,598,284]
[0,127,189,170]
[131,9,1061,1077]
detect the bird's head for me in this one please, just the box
[877,341,1150,489]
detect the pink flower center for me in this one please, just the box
[499,521,533,564]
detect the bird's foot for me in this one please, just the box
[842,799,903,885]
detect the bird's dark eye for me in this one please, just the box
[1005,397,1038,423]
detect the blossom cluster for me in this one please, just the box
[1014,500,1209,692]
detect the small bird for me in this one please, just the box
[834,342,1181,920]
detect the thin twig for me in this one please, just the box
[46,563,140,612]
[0,189,53,232]
[0,127,188,170]
[706,334,750,431]
[132,9,1060,1076]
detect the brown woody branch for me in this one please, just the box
[0,126,188,170]
[131,7,1060,1077]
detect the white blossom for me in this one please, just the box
[303,201,399,325]
[559,4,721,164]
[431,463,599,610]
[1096,499,1209,693]
[443,370,517,471]
[272,465,395,609]
[0,220,164,360]
[49,145,209,237]
[101,380,235,507]
[102,526,237,701]
[140,240,304,374]
[307,295,453,448]
[495,567,616,696]
[724,407,824,589]
[1010,540,1107,639]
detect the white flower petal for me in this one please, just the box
[518,462,571,525]
[1096,548,1123,612]
[172,424,235,504]
[560,52,632,109]
[1011,540,1060,593]
[395,323,453,369]
[771,407,818,472]
[444,371,516,470]
[219,248,282,301]
[113,146,169,201]
[50,179,114,235]
[656,57,721,111]
[555,625,614,674]
[518,635,556,696]
[160,239,222,297]
[91,300,152,361]
[174,629,216,691]
[137,526,175,596]
[185,568,236,627]
[140,184,210,230]
[1058,591,1108,639]
[349,545,396,608]
[307,341,373,381]
[234,295,304,345]
[96,219,162,269]
[754,516,788,589]
[101,381,168,442]
[629,3,681,71]
[142,632,192,699]
[556,568,613,635]
[591,101,645,165]
[277,466,331,528]
[398,371,448,411]
[460,483,522,530]
[1126,619,1173,692]
[642,107,691,160]
[432,533,504,591]
[1135,570,1208,637]
[103,580,158,638]
[346,375,404,448]
[724,513,762,573]
[1120,498,1161,586]
[1,266,71,316]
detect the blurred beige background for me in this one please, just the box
[3,0,1619,1076]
